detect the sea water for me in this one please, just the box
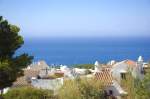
[17,37,150,66]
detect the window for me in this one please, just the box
[121,73,126,79]
[141,68,146,74]
[109,90,113,95]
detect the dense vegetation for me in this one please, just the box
[135,67,150,99]
[3,78,104,99]
[121,66,150,99]
[0,16,33,97]
[58,78,104,99]
[120,72,136,99]
[3,87,54,99]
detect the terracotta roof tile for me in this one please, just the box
[95,69,113,86]
[12,70,39,88]
[24,70,39,77]
[12,77,31,87]
[125,60,136,66]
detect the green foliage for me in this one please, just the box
[120,72,136,99]
[48,73,64,79]
[0,16,33,91]
[0,17,23,59]
[74,64,94,69]
[78,78,104,99]
[58,78,104,99]
[135,68,150,99]
[58,80,81,99]
[85,69,92,74]
[54,73,64,78]
[0,61,13,89]
[3,87,54,99]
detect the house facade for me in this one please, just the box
[94,56,146,99]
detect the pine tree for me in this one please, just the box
[0,16,33,96]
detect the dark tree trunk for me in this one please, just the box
[0,89,4,99]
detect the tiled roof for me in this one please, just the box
[24,70,39,77]
[12,76,30,87]
[113,60,136,69]
[95,69,113,86]
[125,60,136,66]
[12,70,39,88]
[28,60,49,71]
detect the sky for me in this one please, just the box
[0,0,150,38]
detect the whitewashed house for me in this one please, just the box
[95,68,127,98]
[52,65,76,79]
[73,68,87,75]
[60,65,72,77]
[111,56,145,82]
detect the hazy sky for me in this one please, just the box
[0,0,150,38]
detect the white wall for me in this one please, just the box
[31,78,63,91]
[111,61,128,82]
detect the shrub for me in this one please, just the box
[58,78,104,99]
[3,87,54,99]
[48,73,64,79]
[54,73,64,78]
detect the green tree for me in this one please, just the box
[3,87,54,99]
[0,16,33,95]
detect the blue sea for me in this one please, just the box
[17,37,150,66]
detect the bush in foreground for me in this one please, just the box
[3,87,54,99]
[3,78,105,99]
[58,78,104,99]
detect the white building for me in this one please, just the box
[73,68,87,75]
[59,65,75,78]
[111,56,145,82]
[95,69,127,98]
[31,77,63,92]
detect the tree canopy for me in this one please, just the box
[0,16,33,93]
